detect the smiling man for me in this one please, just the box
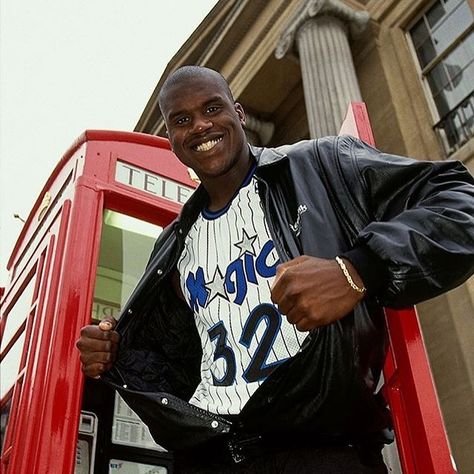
[158,67,251,212]
[77,66,474,473]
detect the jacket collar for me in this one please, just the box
[176,144,288,233]
[250,144,288,168]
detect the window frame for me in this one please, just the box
[406,0,474,155]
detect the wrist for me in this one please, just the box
[341,246,387,295]
[335,256,366,295]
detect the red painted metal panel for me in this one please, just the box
[340,103,455,473]
[6,209,65,473]
[1,131,195,473]
[0,255,46,466]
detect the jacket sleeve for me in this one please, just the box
[334,136,474,307]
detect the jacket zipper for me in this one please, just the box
[254,175,291,264]
[254,174,317,358]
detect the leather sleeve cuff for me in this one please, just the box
[341,246,388,295]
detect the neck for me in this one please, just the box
[203,153,253,212]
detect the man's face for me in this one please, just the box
[160,74,247,182]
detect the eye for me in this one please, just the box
[174,116,190,125]
[206,105,221,114]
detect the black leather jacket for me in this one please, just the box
[105,136,474,451]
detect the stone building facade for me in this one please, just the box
[135,1,474,471]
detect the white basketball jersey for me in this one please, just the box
[177,171,308,415]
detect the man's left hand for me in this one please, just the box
[270,255,365,331]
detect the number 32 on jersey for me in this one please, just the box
[207,303,287,385]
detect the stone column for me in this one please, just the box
[275,0,369,138]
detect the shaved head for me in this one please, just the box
[158,66,234,114]
[155,63,249,198]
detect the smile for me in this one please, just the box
[193,137,223,152]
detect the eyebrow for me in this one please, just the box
[167,96,225,122]
[203,96,225,105]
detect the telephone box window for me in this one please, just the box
[92,210,162,323]
[1,276,35,353]
[409,0,474,155]
[1,399,12,452]
[0,333,26,399]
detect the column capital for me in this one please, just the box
[275,0,370,60]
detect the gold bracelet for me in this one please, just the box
[335,256,366,294]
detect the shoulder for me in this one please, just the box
[273,136,339,156]
[253,136,383,170]
[261,136,360,157]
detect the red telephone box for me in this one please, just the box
[0,131,196,473]
[0,123,457,473]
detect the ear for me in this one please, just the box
[234,103,246,125]
[165,129,174,151]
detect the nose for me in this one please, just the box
[191,116,212,134]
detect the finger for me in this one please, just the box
[82,362,108,378]
[272,266,287,290]
[272,257,307,288]
[277,255,309,271]
[99,320,113,331]
[79,324,103,339]
[92,329,121,344]
[272,256,311,294]
[76,334,119,353]
[273,292,297,317]
[295,318,317,332]
[80,324,117,341]
[271,268,300,307]
[80,326,120,344]
[284,306,304,326]
[80,349,116,366]
[99,316,117,331]
[284,308,320,331]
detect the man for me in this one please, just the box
[77,66,474,473]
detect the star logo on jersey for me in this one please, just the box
[234,229,258,258]
[205,265,229,305]
[185,239,279,309]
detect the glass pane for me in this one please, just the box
[444,0,464,11]
[429,32,474,115]
[411,18,430,49]
[92,210,163,323]
[1,276,35,352]
[433,88,454,117]
[1,398,12,452]
[431,1,473,56]
[426,1,445,28]
[449,32,474,98]
[410,1,473,67]
[427,63,450,98]
[0,333,26,398]
[415,37,437,68]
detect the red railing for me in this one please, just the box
[340,102,455,474]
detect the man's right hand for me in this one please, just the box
[76,316,120,378]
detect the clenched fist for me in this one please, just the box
[271,255,365,331]
[76,316,120,378]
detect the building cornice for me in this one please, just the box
[275,0,370,60]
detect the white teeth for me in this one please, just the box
[195,137,222,152]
